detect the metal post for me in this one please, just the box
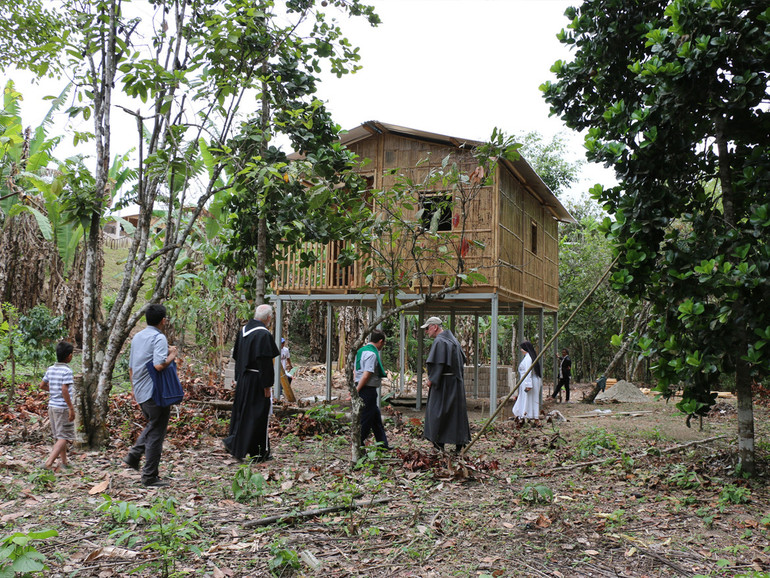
[473,313,479,399]
[399,312,406,396]
[417,307,425,411]
[518,302,525,365]
[273,298,283,398]
[325,302,333,401]
[553,312,560,397]
[538,307,544,408]
[490,294,499,415]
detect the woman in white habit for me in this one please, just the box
[512,341,542,420]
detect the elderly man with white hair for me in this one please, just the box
[224,303,280,462]
[421,316,470,454]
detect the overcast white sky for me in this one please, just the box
[313,0,616,199]
[319,0,573,140]
[7,0,615,202]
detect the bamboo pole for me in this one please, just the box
[461,250,623,455]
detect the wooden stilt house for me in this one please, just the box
[269,121,574,412]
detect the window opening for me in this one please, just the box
[420,192,453,231]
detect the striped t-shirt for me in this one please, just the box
[43,363,74,409]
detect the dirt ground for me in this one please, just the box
[1,367,769,577]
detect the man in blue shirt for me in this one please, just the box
[123,304,177,487]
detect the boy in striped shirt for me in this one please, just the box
[42,341,75,470]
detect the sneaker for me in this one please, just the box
[142,477,170,487]
[122,455,140,471]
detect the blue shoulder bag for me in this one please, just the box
[145,359,184,407]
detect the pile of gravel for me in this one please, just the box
[708,401,737,418]
[595,380,650,403]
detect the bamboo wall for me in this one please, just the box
[272,132,559,311]
[352,134,496,293]
[274,240,366,293]
[496,167,559,310]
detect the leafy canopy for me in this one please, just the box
[542,1,770,420]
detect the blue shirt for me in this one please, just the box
[129,326,168,404]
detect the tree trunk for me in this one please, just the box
[716,120,754,474]
[76,0,117,449]
[734,300,755,475]
[308,301,326,362]
[79,213,109,447]
[585,302,651,403]
[336,306,365,371]
[0,213,49,313]
[346,341,363,463]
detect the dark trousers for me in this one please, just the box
[359,387,389,448]
[553,376,571,401]
[128,399,171,482]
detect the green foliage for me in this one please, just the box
[354,443,391,471]
[96,496,144,525]
[56,156,99,232]
[557,199,633,379]
[515,131,581,196]
[231,465,266,504]
[575,427,620,459]
[718,484,751,508]
[668,464,701,490]
[1,0,381,449]
[166,237,252,364]
[617,453,635,473]
[0,81,85,274]
[639,426,669,442]
[0,528,58,578]
[267,538,300,576]
[97,496,202,578]
[696,506,714,528]
[304,404,348,433]
[0,1,70,78]
[305,478,360,510]
[204,2,380,300]
[604,508,626,528]
[16,305,66,373]
[0,303,19,378]
[25,468,56,493]
[543,0,770,456]
[0,81,62,215]
[518,483,553,504]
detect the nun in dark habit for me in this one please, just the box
[421,316,471,453]
[224,303,280,462]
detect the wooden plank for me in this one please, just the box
[280,365,296,402]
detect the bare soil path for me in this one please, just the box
[2,370,768,577]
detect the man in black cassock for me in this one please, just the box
[421,316,471,453]
[224,303,280,462]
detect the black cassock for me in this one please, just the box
[224,320,280,461]
[423,329,471,446]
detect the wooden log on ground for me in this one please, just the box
[244,497,392,528]
[533,434,726,475]
[188,400,233,411]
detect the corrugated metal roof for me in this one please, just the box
[341,121,576,224]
